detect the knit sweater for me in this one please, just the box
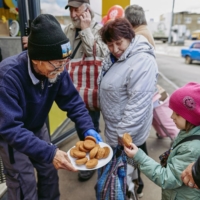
[0,51,94,163]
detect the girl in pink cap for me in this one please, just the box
[124,82,200,200]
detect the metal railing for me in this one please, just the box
[0,156,5,184]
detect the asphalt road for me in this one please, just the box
[156,54,200,91]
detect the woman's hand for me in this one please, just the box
[124,143,138,158]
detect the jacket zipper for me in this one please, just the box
[41,80,44,90]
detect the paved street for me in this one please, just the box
[57,118,172,200]
[57,70,177,200]
[155,40,193,57]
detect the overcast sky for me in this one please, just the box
[131,0,200,22]
[40,0,70,16]
[40,0,200,22]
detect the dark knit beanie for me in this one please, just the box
[28,14,71,61]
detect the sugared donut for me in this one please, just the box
[122,133,132,147]
[102,147,110,159]
[89,146,99,159]
[86,159,98,169]
[79,143,90,153]
[96,147,105,159]
[83,140,96,150]
[75,157,88,165]
[85,136,96,143]
[73,150,86,158]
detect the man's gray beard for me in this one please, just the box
[48,72,61,83]
[48,76,58,83]
[71,19,81,29]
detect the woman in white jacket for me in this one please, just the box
[97,17,158,199]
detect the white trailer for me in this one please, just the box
[148,12,187,44]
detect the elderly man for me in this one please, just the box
[125,4,155,48]
[64,0,108,181]
[0,14,102,200]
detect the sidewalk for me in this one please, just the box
[57,116,172,200]
[57,73,177,200]
[155,40,193,57]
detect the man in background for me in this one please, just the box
[125,4,155,48]
[64,0,108,182]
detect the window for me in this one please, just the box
[193,43,200,49]
[177,18,181,24]
[185,17,192,24]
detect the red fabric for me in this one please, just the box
[67,57,102,111]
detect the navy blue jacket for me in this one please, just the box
[0,51,94,163]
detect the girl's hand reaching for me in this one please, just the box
[124,143,138,158]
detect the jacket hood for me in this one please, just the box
[118,34,155,62]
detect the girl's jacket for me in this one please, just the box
[134,126,200,200]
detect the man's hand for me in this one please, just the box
[181,162,198,189]
[53,149,77,171]
[22,36,28,49]
[79,9,91,30]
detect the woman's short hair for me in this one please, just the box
[124,5,147,27]
[99,17,135,44]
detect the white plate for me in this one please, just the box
[67,142,113,170]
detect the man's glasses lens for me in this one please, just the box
[48,59,70,71]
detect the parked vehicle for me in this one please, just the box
[148,13,189,44]
[191,30,200,40]
[181,41,200,64]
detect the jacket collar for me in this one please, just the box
[27,53,40,85]
[173,126,200,146]
[133,25,147,33]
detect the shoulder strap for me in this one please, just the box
[70,22,98,59]
[70,40,82,59]
[173,135,200,149]
[93,22,98,28]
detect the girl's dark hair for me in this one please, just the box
[99,17,135,44]
[185,120,196,133]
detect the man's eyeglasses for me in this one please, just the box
[48,58,70,72]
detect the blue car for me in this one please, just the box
[181,41,200,64]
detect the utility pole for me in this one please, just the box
[168,0,175,44]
